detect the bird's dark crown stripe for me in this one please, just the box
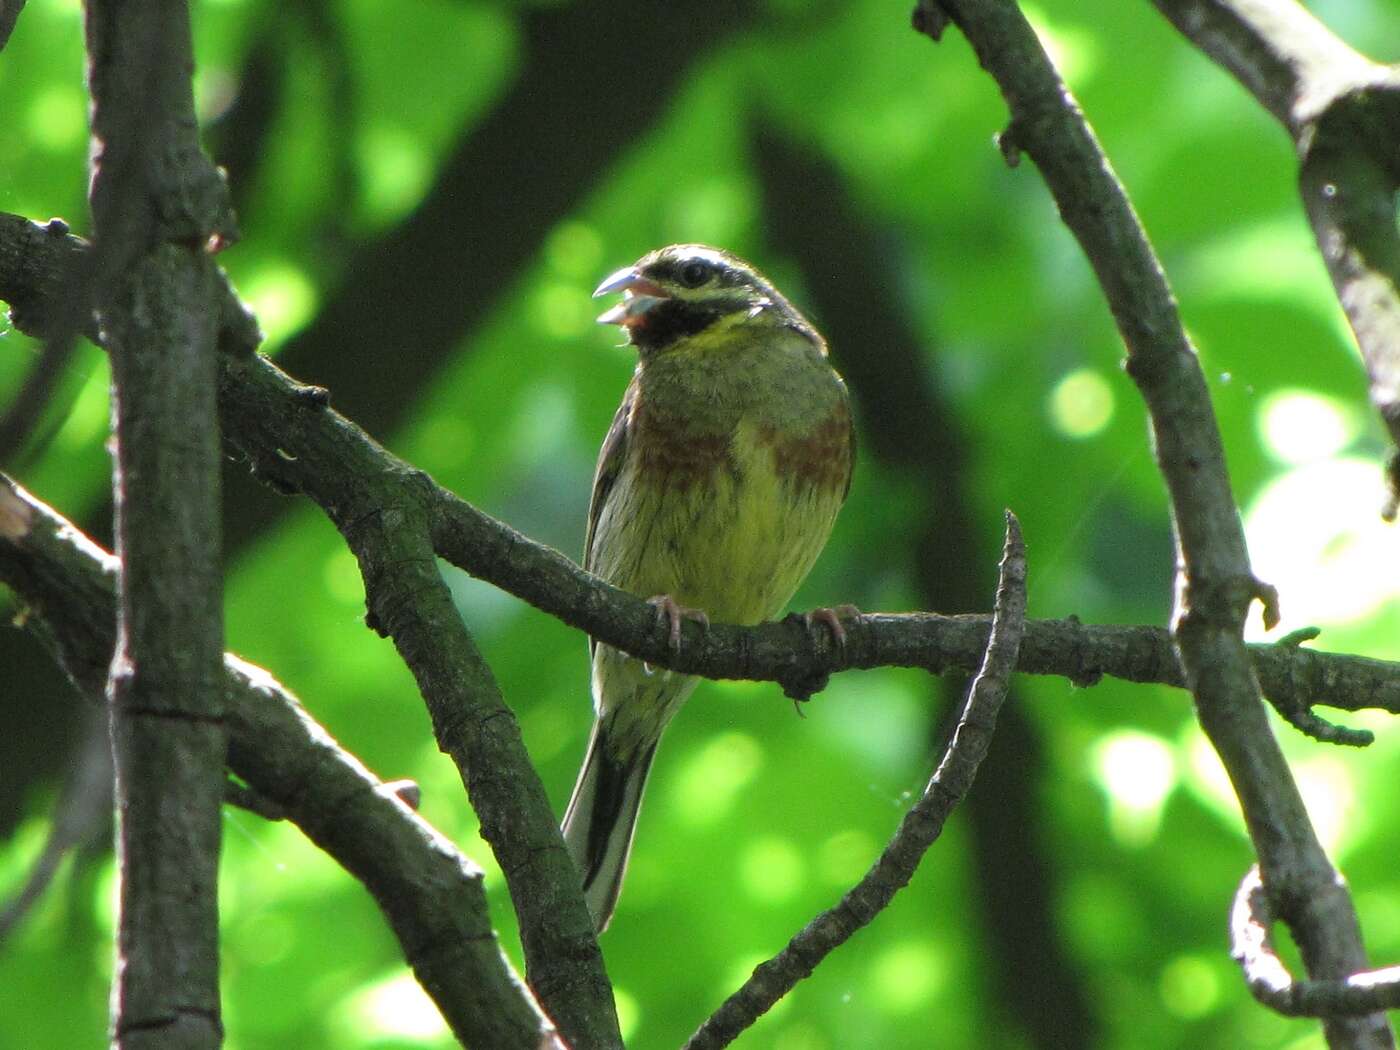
[645,256,747,290]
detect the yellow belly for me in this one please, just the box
[589,419,843,626]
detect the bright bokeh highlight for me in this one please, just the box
[239,262,318,347]
[867,940,947,1015]
[1093,730,1177,845]
[1257,389,1358,465]
[357,125,431,226]
[1049,367,1115,438]
[1159,954,1221,1019]
[671,731,763,826]
[1244,458,1400,639]
[1293,755,1358,857]
[27,85,86,152]
[739,835,805,904]
[337,971,448,1043]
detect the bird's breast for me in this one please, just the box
[591,396,850,626]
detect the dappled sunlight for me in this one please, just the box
[356,125,431,226]
[1159,953,1222,1019]
[739,835,806,904]
[1293,755,1358,858]
[818,828,878,886]
[1093,730,1177,847]
[1023,4,1103,85]
[613,986,641,1043]
[1257,389,1359,465]
[239,262,318,348]
[530,281,596,340]
[53,359,109,452]
[545,221,606,280]
[26,85,85,152]
[668,730,764,828]
[1048,366,1116,439]
[1244,457,1400,641]
[335,971,449,1044]
[1182,731,1246,835]
[866,940,948,1015]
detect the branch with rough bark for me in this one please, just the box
[2,208,1398,723]
[215,359,622,1050]
[685,512,1027,1050]
[0,476,563,1050]
[2,6,1400,1040]
[1233,866,1400,1017]
[917,2,1394,1046]
[1150,0,1400,514]
[8,197,1400,1044]
[84,0,234,1044]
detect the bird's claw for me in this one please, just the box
[802,604,863,650]
[647,594,709,652]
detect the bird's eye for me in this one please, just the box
[678,260,713,288]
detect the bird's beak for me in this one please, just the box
[593,266,669,327]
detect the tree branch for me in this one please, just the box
[1233,866,1400,1017]
[84,0,235,1043]
[0,476,563,1050]
[684,512,1026,1050]
[918,2,1392,1046]
[215,356,622,1049]
[0,208,1396,714]
[1150,0,1400,513]
[752,116,1099,1046]
[6,201,1400,1043]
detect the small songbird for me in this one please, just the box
[562,244,856,930]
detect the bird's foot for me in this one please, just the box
[646,594,710,652]
[801,603,863,650]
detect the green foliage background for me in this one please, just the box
[3,1,1400,1048]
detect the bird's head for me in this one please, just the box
[593,244,815,356]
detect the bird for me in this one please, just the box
[562,243,856,931]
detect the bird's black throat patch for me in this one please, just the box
[631,299,730,355]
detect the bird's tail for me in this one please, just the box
[561,720,658,932]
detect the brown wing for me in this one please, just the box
[584,378,637,661]
[585,376,637,573]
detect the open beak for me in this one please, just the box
[593,266,669,327]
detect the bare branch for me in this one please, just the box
[0,475,563,1050]
[920,2,1393,1046]
[683,512,1026,1050]
[83,0,235,1042]
[216,352,621,1049]
[0,216,97,471]
[1234,867,1400,1017]
[1150,0,1400,514]
[0,209,1395,720]
[5,199,1400,1045]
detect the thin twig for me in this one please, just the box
[683,512,1026,1050]
[1150,0,1400,515]
[0,475,563,1050]
[921,2,1392,1047]
[1233,867,1400,1017]
[216,358,622,1049]
[1,213,1396,727]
